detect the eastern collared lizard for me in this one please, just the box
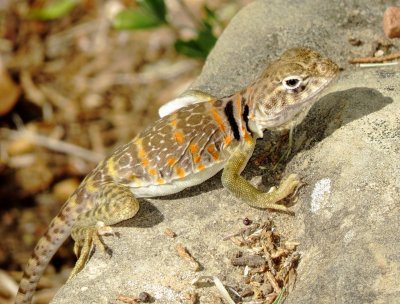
[15,47,338,303]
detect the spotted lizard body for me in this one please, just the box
[16,48,338,303]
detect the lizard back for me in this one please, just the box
[102,94,253,197]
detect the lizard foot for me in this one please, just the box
[90,221,116,257]
[69,222,116,281]
[256,174,302,214]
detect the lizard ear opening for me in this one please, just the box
[282,75,302,90]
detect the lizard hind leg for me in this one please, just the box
[69,183,139,280]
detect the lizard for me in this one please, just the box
[15,47,338,304]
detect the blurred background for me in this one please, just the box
[0,0,250,302]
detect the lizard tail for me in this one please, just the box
[15,196,76,304]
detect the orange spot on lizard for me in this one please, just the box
[235,93,242,113]
[189,143,198,153]
[190,144,201,163]
[175,166,186,178]
[211,108,226,132]
[242,126,252,143]
[170,112,178,128]
[166,157,177,167]
[207,144,219,161]
[174,131,185,144]
[148,168,157,176]
[224,135,233,146]
[197,164,206,171]
[135,139,147,159]
[156,178,166,184]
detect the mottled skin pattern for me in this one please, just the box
[16,48,338,303]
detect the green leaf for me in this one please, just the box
[29,0,78,21]
[175,39,207,58]
[273,286,287,304]
[113,9,160,29]
[175,24,217,58]
[197,25,217,52]
[113,0,167,30]
[204,5,218,24]
[139,0,167,23]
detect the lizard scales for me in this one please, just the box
[16,48,338,303]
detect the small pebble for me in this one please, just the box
[374,49,385,57]
[6,138,34,156]
[184,291,198,304]
[348,37,363,46]
[138,292,151,302]
[53,178,80,201]
[383,6,400,38]
[164,228,177,238]
[243,217,252,225]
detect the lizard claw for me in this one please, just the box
[69,223,116,281]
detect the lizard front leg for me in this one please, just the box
[69,183,139,280]
[221,137,300,213]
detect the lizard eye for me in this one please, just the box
[282,76,302,90]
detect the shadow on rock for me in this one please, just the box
[299,87,393,147]
[116,199,164,228]
[158,171,223,200]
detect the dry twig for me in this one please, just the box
[265,271,281,294]
[116,294,139,304]
[349,51,400,64]
[2,128,104,162]
[176,243,201,271]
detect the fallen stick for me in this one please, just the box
[2,128,104,162]
[349,51,400,64]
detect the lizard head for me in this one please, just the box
[247,47,339,137]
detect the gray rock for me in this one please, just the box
[52,0,400,303]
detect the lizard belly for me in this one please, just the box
[130,161,227,198]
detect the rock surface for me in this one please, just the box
[52,0,400,303]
